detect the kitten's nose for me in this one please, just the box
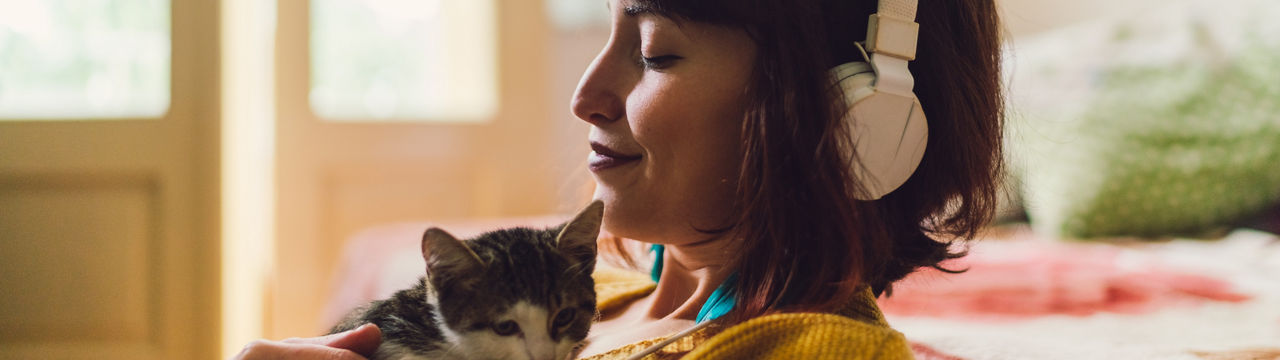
[523,340,557,360]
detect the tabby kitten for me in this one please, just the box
[331,201,602,360]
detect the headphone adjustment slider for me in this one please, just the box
[866,14,919,61]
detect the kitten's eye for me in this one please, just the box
[492,320,520,336]
[553,309,575,328]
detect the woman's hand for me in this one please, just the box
[232,323,382,360]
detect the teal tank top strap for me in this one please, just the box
[650,244,664,282]
[649,244,736,323]
[695,274,737,323]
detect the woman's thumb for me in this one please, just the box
[283,324,382,356]
[327,323,382,357]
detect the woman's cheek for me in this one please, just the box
[630,93,692,143]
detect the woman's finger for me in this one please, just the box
[325,324,382,356]
[234,340,368,360]
[235,324,381,360]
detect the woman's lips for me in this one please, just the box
[589,142,642,172]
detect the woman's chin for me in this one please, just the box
[599,212,644,241]
[596,203,658,242]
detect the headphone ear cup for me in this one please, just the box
[831,61,928,200]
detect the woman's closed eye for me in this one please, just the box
[639,55,682,70]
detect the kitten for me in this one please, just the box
[331,201,602,360]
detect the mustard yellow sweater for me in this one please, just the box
[584,267,915,360]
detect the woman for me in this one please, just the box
[573,0,1002,358]
[236,0,1002,358]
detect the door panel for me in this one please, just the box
[0,176,156,346]
[0,1,221,359]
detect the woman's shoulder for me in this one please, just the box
[684,312,913,360]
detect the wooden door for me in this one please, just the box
[0,0,222,359]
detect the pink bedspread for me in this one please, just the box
[880,227,1280,359]
[879,234,1250,319]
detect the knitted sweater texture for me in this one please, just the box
[582,266,915,360]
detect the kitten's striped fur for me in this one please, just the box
[332,201,602,360]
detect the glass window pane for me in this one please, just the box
[310,0,497,122]
[0,0,170,120]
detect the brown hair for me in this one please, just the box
[600,0,1004,322]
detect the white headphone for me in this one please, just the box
[831,0,927,200]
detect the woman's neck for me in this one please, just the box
[644,236,737,320]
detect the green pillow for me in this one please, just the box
[1007,1,1280,238]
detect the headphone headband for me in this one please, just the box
[876,0,919,23]
[865,0,920,96]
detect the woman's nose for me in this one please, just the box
[570,50,627,126]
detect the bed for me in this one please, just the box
[881,225,1280,359]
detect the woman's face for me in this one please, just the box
[571,1,757,245]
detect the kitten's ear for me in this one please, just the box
[422,227,483,278]
[555,200,603,267]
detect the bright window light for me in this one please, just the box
[309,0,498,122]
[0,0,170,120]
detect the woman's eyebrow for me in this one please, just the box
[622,5,655,17]
[605,0,656,17]
[608,1,680,28]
